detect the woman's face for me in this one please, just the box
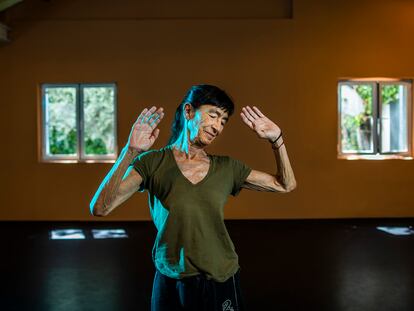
[186,104,229,145]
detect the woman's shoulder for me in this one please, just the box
[133,146,170,165]
[208,152,232,160]
[139,146,170,156]
[211,154,249,168]
[208,152,231,165]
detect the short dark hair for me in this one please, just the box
[167,84,235,145]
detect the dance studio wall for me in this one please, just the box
[1,0,414,220]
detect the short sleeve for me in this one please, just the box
[229,157,252,197]
[131,150,159,192]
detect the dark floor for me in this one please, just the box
[1,219,414,311]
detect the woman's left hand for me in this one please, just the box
[240,106,282,141]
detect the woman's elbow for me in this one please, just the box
[90,207,103,217]
[285,182,297,192]
[90,202,106,217]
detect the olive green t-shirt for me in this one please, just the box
[131,145,252,282]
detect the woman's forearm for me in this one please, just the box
[271,138,297,191]
[90,145,141,216]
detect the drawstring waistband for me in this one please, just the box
[198,273,214,310]
[197,271,240,311]
[154,269,243,310]
[232,273,239,311]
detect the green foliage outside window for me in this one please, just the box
[85,137,107,154]
[341,84,400,152]
[50,126,76,155]
[83,87,114,155]
[45,86,115,156]
[47,87,77,155]
[382,85,399,105]
[341,85,373,151]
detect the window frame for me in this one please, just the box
[337,79,413,160]
[39,83,118,163]
[378,81,412,157]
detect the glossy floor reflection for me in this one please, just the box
[1,219,414,311]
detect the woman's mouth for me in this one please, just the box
[204,131,215,138]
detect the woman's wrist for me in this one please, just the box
[269,131,283,146]
[271,139,284,150]
[127,146,143,156]
[269,131,282,143]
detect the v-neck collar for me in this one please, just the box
[167,146,214,186]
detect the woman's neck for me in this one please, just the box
[171,131,207,160]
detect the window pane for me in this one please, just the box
[339,84,374,153]
[44,87,77,156]
[83,86,116,155]
[380,84,408,153]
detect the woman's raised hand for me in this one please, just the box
[128,106,164,152]
[240,106,281,142]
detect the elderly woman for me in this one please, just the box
[90,84,297,311]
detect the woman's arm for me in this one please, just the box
[89,146,142,216]
[89,105,164,216]
[239,105,297,193]
[242,138,297,193]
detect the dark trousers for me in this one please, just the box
[151,269,246,311]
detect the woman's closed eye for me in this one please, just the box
[209,114,226,126]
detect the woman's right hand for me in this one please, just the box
[128,106,164,153]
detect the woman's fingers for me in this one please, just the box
[148,107,164,128]
[141,106,156,123]
[241,108,256,123]
[252,106,265,118]
[135,108,147,125]
[149,112,164,128]
[240,111,254,130]
[245,106,260,119]
[136,106,163,126]
[152,128,160,140]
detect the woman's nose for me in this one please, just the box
[211,123,220,134]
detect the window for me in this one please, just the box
[338,79,412,159]
[40,83,117,163]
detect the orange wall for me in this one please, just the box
[1,0,414,220]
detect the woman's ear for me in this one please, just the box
[184,103,195,120]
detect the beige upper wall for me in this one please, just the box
[1,0,414,220]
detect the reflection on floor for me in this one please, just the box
[1,219,414,311]
[376,226,414,236]
[49,229,128,240]
[50,229,86,240]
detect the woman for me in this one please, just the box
[90,84,297,310]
